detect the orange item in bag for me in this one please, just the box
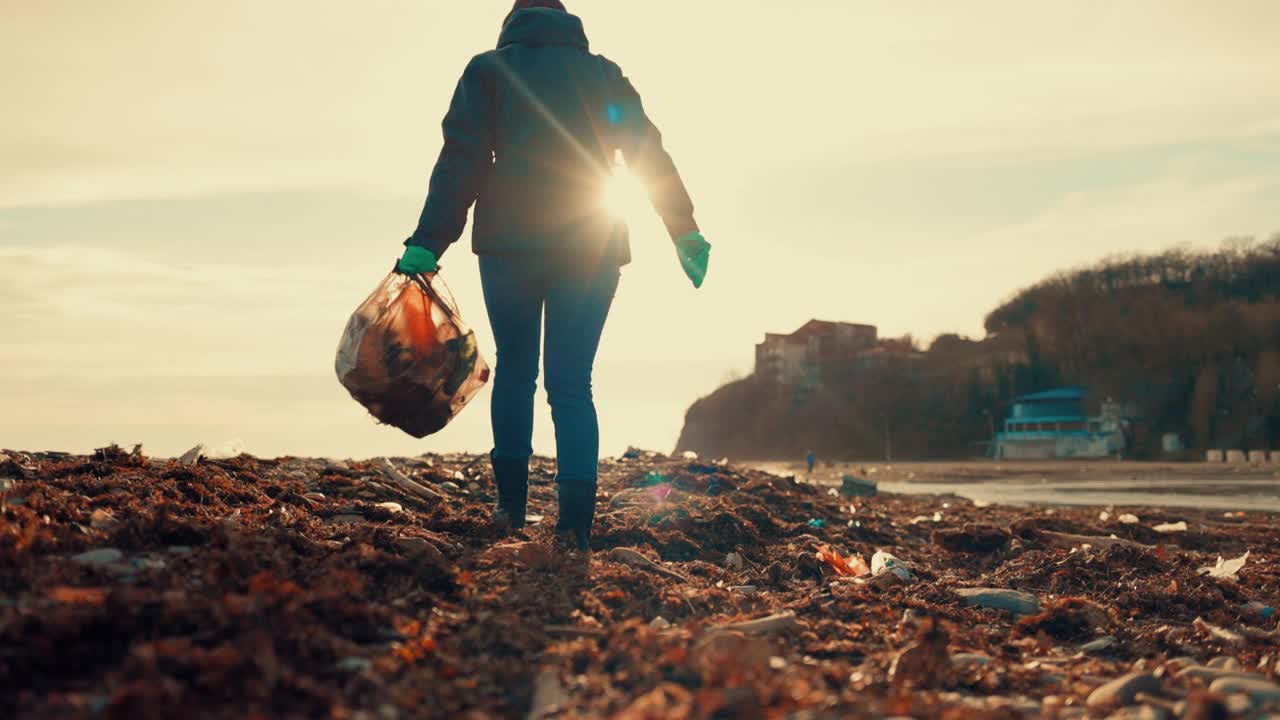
[336,271,490,438]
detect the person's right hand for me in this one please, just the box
[397,245,439,275]
[674,231,711,289]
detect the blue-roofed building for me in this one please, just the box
[993,387,1126,460]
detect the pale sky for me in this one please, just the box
[3,1,1279,458]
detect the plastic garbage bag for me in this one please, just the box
[336,270,490,438]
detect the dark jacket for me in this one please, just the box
[406,9,698,267]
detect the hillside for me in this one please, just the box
[677,234,1280,461]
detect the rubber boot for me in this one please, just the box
[490,452,528,531]
[554,479,597,551]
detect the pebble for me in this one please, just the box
[1209,677,1280,703]
[1082,636,1118,653]
[376,502,403,513]
[441,481,461,492]
[1177,665,1266,683]
[72,548,123,566]
[337,657,373,673]
[724,553,745,571]
[1086,672,1162,709]
[1208,656,1241,671]
[89,508,118,529]
[327,514,364,525]
[955,588,1041,616]
[395,537,445,564]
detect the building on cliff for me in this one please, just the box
[754,320,879,384]
[992,387,1127,459]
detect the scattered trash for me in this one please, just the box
[807,518,825,529]
[840,475,878,497]
[1099,511,1111,522]
[1243,601,1276,620]
[649,616,672,630]
[527,670,568,720]
[724,552,746,571]
[955,588,1041,616]
[336,657,373,673]
[681,451,698,461]
[1194,617,1246,646]
[1199,551,1250,579]
[871,550,912,581]
[815,545,870,578]
[1119,513,1140,524]
[1152,521,1188,533]
[178,444,205,465]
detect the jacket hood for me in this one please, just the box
[498,9,589,50]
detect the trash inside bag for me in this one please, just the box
[336,271,490,438]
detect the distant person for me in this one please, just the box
[806,451,817,474]
[397,0,710,551]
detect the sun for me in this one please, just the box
[603,164,650,223]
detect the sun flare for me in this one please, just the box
[603,165,650,222]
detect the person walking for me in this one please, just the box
[397,0,709,551]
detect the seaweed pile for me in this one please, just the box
[2,446,1278,719]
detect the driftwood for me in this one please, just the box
[1038,530,1154,551]
[607,548,689,582]
[710,611,799,636]
[543,625,608,638]
[376,458,443,501]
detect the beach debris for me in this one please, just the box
[1039,530,1153,551]
[681,451,698,461]
[1017,597,1112,640]
[955,588,1041,616]
[1086,672,1162,710]
[1243,601,1275,620]
[72,548,123,566]
[527,670,568,720]
[709,611,799,636]
[807,518,825,529]
[871,550,912,581]
[815,545,870,578]
[1194,617,1245,646]
[1152,521,1188,533]
[178,444,206,465]
[724,552,746,571]
[377,458,443,501]
[1199,551,1250,579]
[607,548,688,582]
[840,475,878,497]
[1080,636,1118,654]
[649,616,672,630]
[1119,513,1140,524]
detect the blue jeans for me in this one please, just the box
[479,255,620,484]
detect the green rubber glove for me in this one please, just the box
[397,245,438,275]
[674,231,711,289]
